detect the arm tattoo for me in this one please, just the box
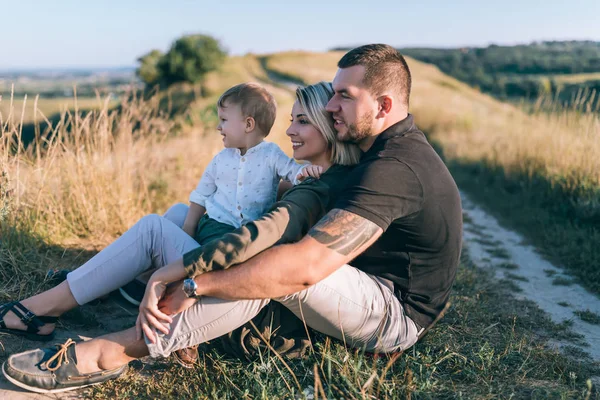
[308,209,380,256]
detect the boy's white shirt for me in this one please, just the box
[189,141,306,228]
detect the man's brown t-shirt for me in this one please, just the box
[335,114,462,329]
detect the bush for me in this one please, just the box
[136,49,164,87]
[136,34,227,90]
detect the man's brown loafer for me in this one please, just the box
[173,345,199,369]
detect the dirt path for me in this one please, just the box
[461,192,600,363]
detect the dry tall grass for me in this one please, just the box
[0,91,223,245]
[0,90,228,297]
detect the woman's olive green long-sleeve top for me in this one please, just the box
[182,165,351,278]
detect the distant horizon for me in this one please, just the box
[1,38,598,72]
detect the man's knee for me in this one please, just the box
[273,285,311,304]
[274,266,351,304]
[147,297,271,358]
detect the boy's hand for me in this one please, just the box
[296,165,323,182]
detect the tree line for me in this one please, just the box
[396,41,600,107]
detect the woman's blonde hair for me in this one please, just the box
[295,82,361,166]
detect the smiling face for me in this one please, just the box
[325,65,379,144]
[216,102,249,150]
[286,101,330,166]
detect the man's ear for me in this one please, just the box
[245,116,256,133]
[376,95,393,118]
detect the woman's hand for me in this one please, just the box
[158,280,199,316]
[136,279,173,343]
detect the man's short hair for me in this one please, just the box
[217,83,277,136]
[338,44,412,108]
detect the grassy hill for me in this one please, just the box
[1,51,599,398]
[395,41,600,106]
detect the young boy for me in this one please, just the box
[118,83,320,310]
[173,82,321,368]
[182,82,320,244]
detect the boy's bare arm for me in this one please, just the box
[182,203,206,237]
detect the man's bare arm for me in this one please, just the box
[307,209,380,256]
[193,209,383,300]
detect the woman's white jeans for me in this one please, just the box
[66,204,420,357]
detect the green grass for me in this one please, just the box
[553,277,576,287]
[81,250,600,399]
[487,247,511,260]
[574,310,600,325]
[446,159,600,297]
[462,212,473,224]
[505,272,529,282]
[4,242,597,398]
[498,262,520,270]
[472,237,502,247]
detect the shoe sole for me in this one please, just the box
[172,353,195,369]
[2,361,101,394]
[118,288,141,306]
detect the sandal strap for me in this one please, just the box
[0,301,53,334]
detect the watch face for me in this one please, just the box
[184,279,196,297]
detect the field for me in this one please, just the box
[1,52,599,398]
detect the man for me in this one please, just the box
[4,44,462,393]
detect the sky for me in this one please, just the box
[1,0,599,69]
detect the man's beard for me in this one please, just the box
[339,110,374,144]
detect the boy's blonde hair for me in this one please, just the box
[218,83,277,136]
[296,82,361,166]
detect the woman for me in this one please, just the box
[1,82,362,393]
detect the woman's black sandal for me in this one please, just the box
[0,302,58,342]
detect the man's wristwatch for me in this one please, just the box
[182,278,199,298]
